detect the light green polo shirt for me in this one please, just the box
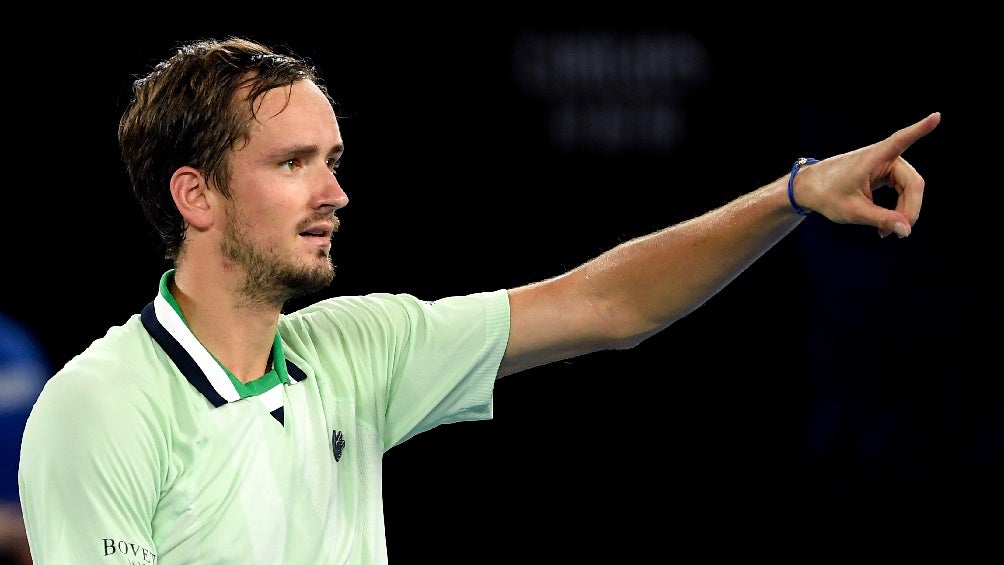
[19,271,510,564]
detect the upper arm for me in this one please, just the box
[500,270,635,377]
[19,372,161,563]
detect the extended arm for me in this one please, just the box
[499,112,941,377]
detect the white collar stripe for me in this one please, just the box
[259,384,283,412]
[153,293,240,403]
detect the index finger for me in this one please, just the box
[879,112,942,161]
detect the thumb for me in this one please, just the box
[875,211,913,239]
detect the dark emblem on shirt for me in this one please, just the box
[332,430,346,462]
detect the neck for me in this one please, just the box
[171,266,280,384]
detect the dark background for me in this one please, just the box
[3,15,998,558]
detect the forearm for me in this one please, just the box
[579,174,800,340]
[502,175,800,375]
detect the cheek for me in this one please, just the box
[233,179,303,229]
[240,204,297,240]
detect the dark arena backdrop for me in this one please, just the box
[2,14,997,559]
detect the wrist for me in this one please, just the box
[787,157,819,216]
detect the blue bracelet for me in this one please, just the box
[788,157,819,216]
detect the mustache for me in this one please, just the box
[297,212,340,234]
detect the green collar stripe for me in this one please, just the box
[158,269,291,398]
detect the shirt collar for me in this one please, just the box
[140,269,306,408]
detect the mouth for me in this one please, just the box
[299,228,331,238]
[299,218,338,241]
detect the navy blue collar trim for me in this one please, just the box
[140,301,307,408]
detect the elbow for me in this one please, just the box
[597,308,674,351]
[607,325,666,351]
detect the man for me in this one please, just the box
[18,36,940,564]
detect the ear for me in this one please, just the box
[170,166,214,230]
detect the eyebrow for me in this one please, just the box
[264,143,344,162]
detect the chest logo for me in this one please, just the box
[332,429,346,462]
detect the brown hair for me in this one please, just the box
[117,37,334,262]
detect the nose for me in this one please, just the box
[319,170,349,210]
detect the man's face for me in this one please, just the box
[218,80,348,306]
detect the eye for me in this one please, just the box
[326,157,341,174]
[280,158,301,172]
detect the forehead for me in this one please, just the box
[243,80,341,149]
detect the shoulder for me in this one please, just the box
[279,290,510,354]
[28,314,169,437]
[284,289,510,328]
